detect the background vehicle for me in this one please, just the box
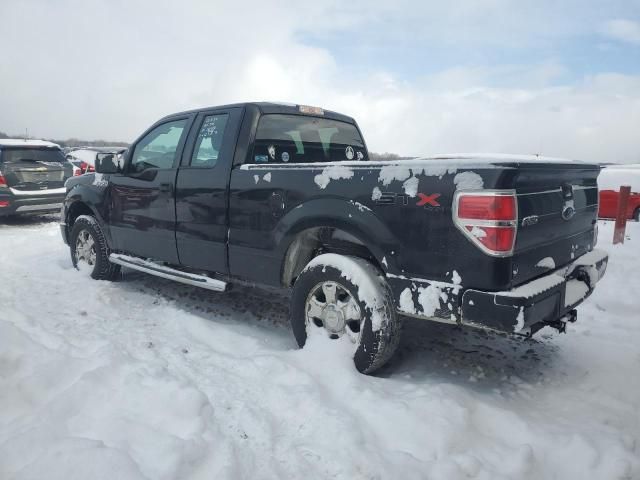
[0,139,72,216]
[60,102,608,373]
[598,164,640,221]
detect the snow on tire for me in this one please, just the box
[290,253,402,374]
[69,215,120,281]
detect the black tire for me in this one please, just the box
[290,254,402,374]
[69,215,120,280]
[634,208,640,222]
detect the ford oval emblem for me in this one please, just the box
[562,205,576,220]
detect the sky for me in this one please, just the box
[1,0,639,163]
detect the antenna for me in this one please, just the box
[24,128,28,141]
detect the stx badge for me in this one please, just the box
[374,192,442,209]
[416,193,441,207]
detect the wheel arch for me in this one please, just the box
[64,185,112,247]
[275,199,400,286]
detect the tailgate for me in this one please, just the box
[0,147,71,191]
[511,163,600,287]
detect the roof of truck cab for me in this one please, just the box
[160,102,356,124]
[0,139,60,148]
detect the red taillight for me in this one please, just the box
[458,195,516,220]
[465,225,516,252]
[0,201,9,207]
[79,161,95,174]
[0,172,7,187]
[454,191,518,256]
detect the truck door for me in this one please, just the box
[174,107,243,273]
[108,116,192,263]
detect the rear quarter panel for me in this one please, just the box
[228,161,517,291]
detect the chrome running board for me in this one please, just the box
[109,253,227,292]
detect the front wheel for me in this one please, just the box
[290,254,402,374]
[69,215,120,280]
[634,208,640,222]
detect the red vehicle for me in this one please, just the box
[598,165,640,221]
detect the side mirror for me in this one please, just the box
[95,152,123,174]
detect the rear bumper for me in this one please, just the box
[461,248,609,334]
[0,190,65,216]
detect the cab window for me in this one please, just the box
[190,114,229,168]
[252,114,367,164]
[130,119,187,171]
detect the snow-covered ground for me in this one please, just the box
[1,217,639,480]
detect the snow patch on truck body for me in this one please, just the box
[399,288,416,314]
[514,307,525,332]
[403,176,419,197]
[92,173,109,187]
[377,164,460,187]
[350,200,372,212]
[314,165,354,189]
[379,165,411,185]
[417,285,442,317]
[494,249,608,300]
[536,257,556,269]
[238,154,579,173]
[391,272,462,321]
[454,171,484,190]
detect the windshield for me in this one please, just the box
[1,147,65,164]
[253,114,367,164]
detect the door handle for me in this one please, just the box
[269,192,285,217]
[159,183,173,193]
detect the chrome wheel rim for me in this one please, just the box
[305,281,362,342]
[75,230,97,267]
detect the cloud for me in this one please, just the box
[601,19,640,45]
[314,68,640,164]
[0,0,638,164]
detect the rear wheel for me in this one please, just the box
[634,208,640,222]
[290,254,402,374]
[69,215,120,280]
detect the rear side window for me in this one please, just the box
[0,147,65,164]
[252,114,367,164]
[190,114,229,168]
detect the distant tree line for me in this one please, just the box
[1,130,413,159]
[0,130,128,148]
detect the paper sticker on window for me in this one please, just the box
[199,116,220,138]
[255,155,268,163]
[268,145,276,160]
[281,152,290,162]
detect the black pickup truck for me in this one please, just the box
[60,102,608,373]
